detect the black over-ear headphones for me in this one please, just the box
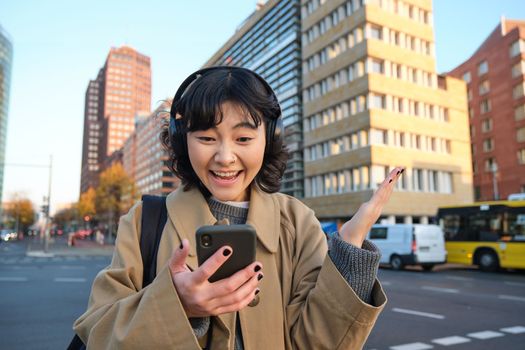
[169,66,283,155]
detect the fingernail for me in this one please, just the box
[179,242,183,249]
[396,170,400,175]
[223,248,232,256]
[257,273,263,281]
[400,168,405,174]
[255,289,260,295]
[254,265,261,272]
[389,179,393,183]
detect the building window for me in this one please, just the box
[481,118,493,133]
[513,83,525,99]
[370,94,385,109]
[370,58,383,73]
[477,60,488,76]
[462,71,471,84]
[518,127,525,143]
[516,105,525,121]
[484,158,496,172]
[413,168,424,191]
[482,138,494,152]
[478,80,490,95]
[370,129,388,145]
[480,99,491,114]
[369,25,382,40]
[518,149,525,165]
[510,39,525,57]
[512,61,525,78]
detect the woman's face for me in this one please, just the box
[187,101,266,202]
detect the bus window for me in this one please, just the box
[442,214,460,240]
[507,213,525,241]
[469,212,501,241]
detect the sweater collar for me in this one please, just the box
[166,185,280,257]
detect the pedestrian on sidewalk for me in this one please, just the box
[95,229,104,245]
[73,66,402,349]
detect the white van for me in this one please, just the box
[366,224,447,271]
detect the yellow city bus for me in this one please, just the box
[437,200,525,271]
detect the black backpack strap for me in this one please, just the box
[140,195,168,288]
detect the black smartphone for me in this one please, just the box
[196,224,256,283]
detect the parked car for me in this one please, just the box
[0,229,18,242]
[366,224,447,271]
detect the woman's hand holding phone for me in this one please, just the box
[168,239,263,318]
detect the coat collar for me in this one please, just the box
[166,185,280,257]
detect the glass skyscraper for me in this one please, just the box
[204,0,304,198]
[0,25,13,205]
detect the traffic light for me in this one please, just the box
[41,204,49,215]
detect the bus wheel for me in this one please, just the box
[477,250,499,272]
[390,255,404,270]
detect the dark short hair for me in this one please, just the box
[160,67,288,196]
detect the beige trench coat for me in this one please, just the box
[74,185,387,349]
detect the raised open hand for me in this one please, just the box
[339,167,404,248]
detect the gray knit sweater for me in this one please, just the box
[188,198,381,349]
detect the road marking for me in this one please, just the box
[390,342,433,350]
[498,294,525,302]
[445,276,473,281]
[0,277,28,282]
[504,281,525,287]
[392,308,445,320]
[500,326,525,334]
[431,336,470,346]
[54,277,87,283]
[467,330,504,340]
[421,286,459,294]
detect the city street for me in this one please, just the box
[1,238,524,349]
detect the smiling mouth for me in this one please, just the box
[210,170,242,180]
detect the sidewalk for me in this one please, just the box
[26,236,115,257]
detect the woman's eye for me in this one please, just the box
[237,137,252,142]
[198,137,214,142]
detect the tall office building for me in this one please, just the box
[204,0,305,198]
[448,18,525,201]
[0,25,13,205]
[122,101,180,196]
[301,0,473,226]
[80,46,151,194]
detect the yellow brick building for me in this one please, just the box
[300,0,473,225]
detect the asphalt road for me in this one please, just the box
[366,265,525,350]
[0,238,111,350]
[1,239,524,349]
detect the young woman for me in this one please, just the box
[74,66,403,349]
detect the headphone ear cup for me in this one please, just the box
[265,116,284,154]
[169,117,187,154]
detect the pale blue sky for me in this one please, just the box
[0,0,524,211]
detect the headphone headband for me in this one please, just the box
[169,66,283,155]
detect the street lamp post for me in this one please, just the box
[43,155,53,253]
